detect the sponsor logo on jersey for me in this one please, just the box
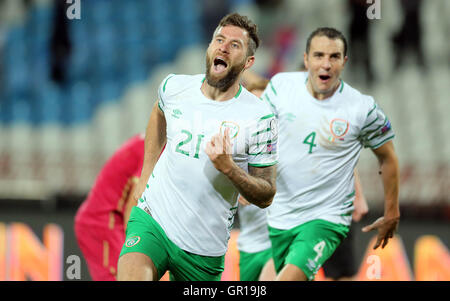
[330,118,349,141]
[220,121,240,139]
[125,236,141,248]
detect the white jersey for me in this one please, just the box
[261,72,395,230]
[138,74,278,256]
[237,203,271,253]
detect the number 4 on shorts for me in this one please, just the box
[313,240,326,262]
[303,131,317,154]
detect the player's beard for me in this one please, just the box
[205,55,245,93]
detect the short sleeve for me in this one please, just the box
[359,97,395,149]
[247,113,279,167]
[157,74,175,112]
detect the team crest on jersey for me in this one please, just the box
[329,118,349,141]
[220,121,240,139]
[125,236,141,248]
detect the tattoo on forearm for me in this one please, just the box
[228,165,276,208]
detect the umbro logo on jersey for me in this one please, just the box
[286,113,296,122]
[172,109,183,119]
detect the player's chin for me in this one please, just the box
[316,80,337,93]
[208,69,228,82]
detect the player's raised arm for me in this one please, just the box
[362,140,400,249]
[205,128,276,209]
[134,101,167,203]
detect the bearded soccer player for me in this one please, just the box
[245,27,400,281]
[117,13,278,281]
[74,134,144,281]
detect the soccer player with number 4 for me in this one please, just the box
[244,27,400,281]
[117,13,278,281]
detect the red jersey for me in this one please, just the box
[75,134,145,229]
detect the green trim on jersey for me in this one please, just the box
[340,211,353,217]
[364,116,388,135]
[361,116,379,130]
[263,94,277,112]
[162,75,174,92]
[370,134,395,149]
[269,81,278,96]
[248,161,277,167]
[342,201,353,208]
[249,151,277,156]
[251,128,271,137]
[259,113,275,121]
[158,101,164,112]
[345,190,355,198]
[234,84,243,98]
[367,103,377,117]
[339,79,344,93]
[255,139,277,147]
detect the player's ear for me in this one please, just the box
[244,55,255,70]
[303,52,309,69]
[343,55,348,67]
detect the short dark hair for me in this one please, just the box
[306,27,348,57]
[216,13,260,57]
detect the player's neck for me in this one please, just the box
[201,80,241,102]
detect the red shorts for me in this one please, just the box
[74,219,125,281]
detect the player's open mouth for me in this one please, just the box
[213,57,228,73]
[319,74,331,83]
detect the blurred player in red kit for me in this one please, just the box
[74,134,146,281]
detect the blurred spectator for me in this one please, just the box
[392,0,425,71]
[265,26,297,77]
[50,0,71,84]
[348,0,375,86]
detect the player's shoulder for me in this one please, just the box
[159,73,203,98]
[266,72,307,100]
[239,87,274,117]
[340,80,375,108]
[270,71,307,86]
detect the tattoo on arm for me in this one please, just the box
[227,165,276,208]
